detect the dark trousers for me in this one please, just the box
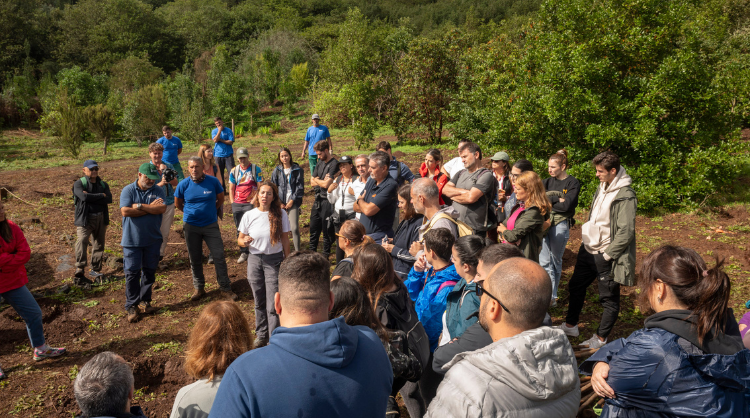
[216,155,235,191]
[565,244,621,339]
[184,222,232,291]
[123,241,160,309]
[400,351,443,416]
[232,203,254,255]
[308,199,334,253]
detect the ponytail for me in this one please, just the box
[638,246,732,345]
[548,149,569,169]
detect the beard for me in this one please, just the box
[478,303,490,334]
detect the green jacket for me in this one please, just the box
[502,204,548,263]
[589,186,637,286]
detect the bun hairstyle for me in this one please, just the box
[338,220,374,248]
[638,245,731,345]
[453,235,485,273]
[549,149,568,169]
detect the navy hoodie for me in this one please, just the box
[208,316,393,418]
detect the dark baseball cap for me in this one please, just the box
[83,160,99,169]
[339,155,353,165]
[138,162,161,180]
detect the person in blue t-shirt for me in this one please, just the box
[300,113,332,174]
[156,125,184,180]
[175,156,237,302]
[211,117,235,192]
[120,163,167,323]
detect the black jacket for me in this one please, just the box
[390,214,424,278]
[73,176,112,227]
[271,163,304,206]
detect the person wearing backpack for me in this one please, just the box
[352,243,431,418]
[73,159,113,286]
[408,178,470,259]
[228,147,262,264]
[442,142,499,246]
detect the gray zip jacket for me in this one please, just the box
[425,327,580,418]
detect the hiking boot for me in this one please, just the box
[141,302,159,315]
[74,276,94,290]
[207,254,214,265]
[558,323,579,337]
[221,290,238,301]
[127,306,140,323]
[237,253,248,264]
[580,334,607,349]
[33,345,66,361]
[386,396,401,417]
[190,288,206,301]
[89,270,104,279]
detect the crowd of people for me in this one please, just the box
[1,113,749,417]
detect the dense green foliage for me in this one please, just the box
[1,0,749,210]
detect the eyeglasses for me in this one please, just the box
[475,280,511,313]
[509,173,519,180]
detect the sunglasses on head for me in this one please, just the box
[476,280,511,313]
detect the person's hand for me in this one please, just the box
[285,201,293,210]
[497,224,507,233]
[325,173,331,180]
[382,243,394,252]
[151,198,165,206]
[241,236,254,247]
[542,220,551,231]
[559,197,565,203]
[414,255,427,272]
[592,362,615,399]
[497,189,505,199]
[409,241,423,256]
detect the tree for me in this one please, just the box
[121,84,169,145]
[41,89,87,158]
[109,55,164,94]
[164,71,205,143]
[57,66,108,107]
[155,0,231,61]
[86,104,117,155]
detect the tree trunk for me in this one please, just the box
[103,137,108,155]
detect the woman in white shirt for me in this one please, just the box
[348,154,371,221]
[237,181,291,347]
[327,155,357,263]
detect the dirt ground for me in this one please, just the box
[1,130,750,417]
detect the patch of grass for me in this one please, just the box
[150,341,182,356]
[67,365,79,381]
[133,387,157,402]
[80,300,99,308]
[10,394,43,415]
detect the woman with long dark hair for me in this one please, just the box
[498,171,551,262]
[0,201,65,380]
[581,246,748,417]
[382,185,424,279]
[419,149,449,205]
[540,149,580,307]
[331,220,373,281]
[237,181,290,347]
[171,301,253,417]
[271,147,303,252]
[441,235,485,344]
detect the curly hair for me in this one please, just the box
[251,181,284,246]
[184,301,253,381]
[515,171,551,215]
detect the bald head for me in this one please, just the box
[411,178,440,204]
[485,257,551,330]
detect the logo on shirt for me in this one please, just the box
[371,194,377,198]
[204,190,213,195]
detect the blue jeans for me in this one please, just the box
[123,241,161,309]
[539,219,570,300]
[1,285,45,347]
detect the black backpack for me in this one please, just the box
[381,295,431,382]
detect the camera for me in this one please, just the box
[163,167,178,182]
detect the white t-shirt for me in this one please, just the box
[328,177,356,213]
[237,208,291,255]
[350,176,370,220]
[283,168,293,203]
[443,157,464,178]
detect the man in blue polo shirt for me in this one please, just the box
[301,113,332,174]
[353,151,398,242]
[156,125,184,180]
[174,156,237,302]
[211,116,235,191]
[120,163,167,323]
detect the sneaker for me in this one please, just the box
[190,288,206,301]
[386,395,401,417]
[127,306,140,323]
[222,290,238,301]
[558,323,579,337]
[207,254,214,265]
[33,345,67,361]
[580,334,607,349]
[141,302,159,315]
[550,298,558,308]
[237,253,248,264]
[89,270,104,278]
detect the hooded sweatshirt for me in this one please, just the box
[207,316,393,418]
[582,167,633,254]
[425,327,580,418]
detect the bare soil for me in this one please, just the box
[1,130,749,417]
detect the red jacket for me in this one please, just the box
[419,163,449,205]
[0,221,31,294]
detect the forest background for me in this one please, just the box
[1,0,750,211]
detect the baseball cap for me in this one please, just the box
[138,162,161,180]
[339,155,353,165]
[83,159,99,169]
[311,113,320,120]
[237,147,250,158]
[490,151,510,162]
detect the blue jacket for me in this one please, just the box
[271,163,304,206]
[390,214,424,279]
[208,316,393,418]
[444,278,480,340]
[405,264,461,352]
[580,327,750,418]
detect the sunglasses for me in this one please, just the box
[88,167,99,171]
[476,280,511,313]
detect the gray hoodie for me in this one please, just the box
[425,327,580,418]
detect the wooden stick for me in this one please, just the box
[596,398,605,407]
[579,375,591,383]
[575,348,599,359]
[580,381,592,394]
[578,392,599,415]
